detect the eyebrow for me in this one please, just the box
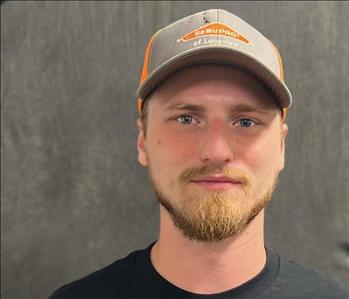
[165,102,273,114]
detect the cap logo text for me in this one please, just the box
[179,22,250,44]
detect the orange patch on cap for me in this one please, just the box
[180,22,250,44]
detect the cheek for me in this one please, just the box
[148,136,194,191]
[153,133,198,164]
[147,133,195,170]
[239,133,281,173]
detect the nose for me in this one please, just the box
[199,122,235,163]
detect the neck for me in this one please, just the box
[150,207,266,295]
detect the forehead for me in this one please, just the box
[149,64,279,111]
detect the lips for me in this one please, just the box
[191,175,241,184]
[190,175,242,191]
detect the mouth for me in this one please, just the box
[190,175,242,191]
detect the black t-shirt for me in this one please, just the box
[49,242,349,299]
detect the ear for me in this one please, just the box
[137,118,149,166]
[279,122,288,171]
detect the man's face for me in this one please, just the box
[137,65,288,242]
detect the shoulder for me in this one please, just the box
[48,249,140,299]
[271,253,349,298]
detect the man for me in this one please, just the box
[49,9,349,299]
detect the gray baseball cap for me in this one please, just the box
[137,9,292,120]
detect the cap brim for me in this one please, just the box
[137,46,292,108]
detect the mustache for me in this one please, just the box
[179,164,251,185]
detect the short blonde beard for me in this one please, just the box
[149,164,279,242]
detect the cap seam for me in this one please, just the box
[216,9,219,45]
[269,40,284,82]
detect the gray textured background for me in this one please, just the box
[2,1,349,299]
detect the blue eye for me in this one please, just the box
[177,114,194,125]
[235,118,256,128]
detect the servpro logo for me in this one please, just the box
[177,22,250,45]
